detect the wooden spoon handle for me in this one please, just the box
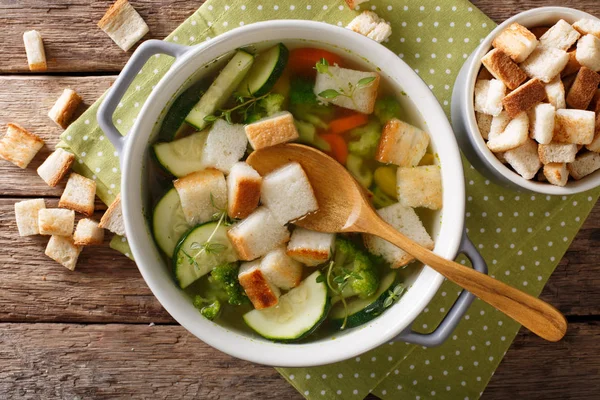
[369,219,567,342]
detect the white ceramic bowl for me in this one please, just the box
[452,7,600,195]
[98,21,478,367]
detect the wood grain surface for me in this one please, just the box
[0,0,598,399]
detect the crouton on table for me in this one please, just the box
[260,246,303,290]
[99,193,125,236]
[59,173,96,217]
[37,148,75,187]
[396,165,443,210]
[238,260,280,309]
[492,22,538,63]
[98,0,149,51]
[45,235,82,271]
[481,49,527,90]
[74,218,105,246]
[487,112,529,153]
[474,79,506,116]
[0,123,44,169]
[14,199,45,236]
[314,65,380,114]
[244,112,298,150]
[48,89,83,129]
[346,11,392,43]
[38,208,75,237]
[568,152,600,179]
[543,163,569,186]
[286,227,335,267]
[226,162,262,220]
[504,139,542,180]
[376,119,430,167]
[23,30,47,72]
[174,169,226,226]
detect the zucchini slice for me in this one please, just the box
[152,130,207,177]
[159,82,204,141]
[236,43,289,97]
[152,188,190,257]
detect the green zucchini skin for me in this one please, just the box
[236,43,289,97]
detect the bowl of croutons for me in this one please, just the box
[452,7,600,194]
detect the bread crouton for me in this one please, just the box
[562,50,582,77]
[474,79,506,116]
[543,163,569,186]
[539,19,581,50]
[396,165,442,210]
[99,193,125,235]
[488,111,511,140]
[14,199,45,236]
[376,119,430,167]
[568,151,600,179]
[554,109,596,144]
[98,0,149,52]
[23,30,47,72]
[476,112,493,139]
[367,21,392,43]
[502,78,547,118]
[0,123,44,168]
[529,103,556,144]
[573,19,600,39]
[48,89,83,129]
[482,49,528,89]
[576,34,600,72]
[286,227,335,267]
[238,260,280,309]
[346,11,392,43]
[345,0,369,10]
[545,76,566,109]
[260,246,303,290]
[587,131,600,153]
[174,169,227,226]
[227,207,290,261]
[37,148,75,187]
[226,162,262,220]
[261,162,318,225]
[504,139,542,179]
[538,142,578,164]
[59,173,96,216]
[45,235,82,271]
[314,65,380,114]
[38,208,75,236]
[487,112,529,152]
[566,67,600,109]
[73,218,104,245]
[520,47,569,83]
[202,119,247,173]
[492,23,538,63]
[244,111,299,150]
[363,203,434,268]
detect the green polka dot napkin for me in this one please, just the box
[58,1,600,399]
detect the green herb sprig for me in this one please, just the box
[204,90,272,125]
[314,58,376,101]
[383,284,406,308]
[316,260,363,330]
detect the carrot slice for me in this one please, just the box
[288,48,343,77]
[328,113,369,135]
[320,133,348,164]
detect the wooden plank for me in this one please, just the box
[472,0,600,23]
[0,0,202,73]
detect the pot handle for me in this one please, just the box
[97,40,191,156]
[391,231,488,347]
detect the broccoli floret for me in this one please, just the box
[193,296,222,321]
[346,154,373,188]
[244,93,286,123]
[289,77,320,106]
[348,120,382,158]
[289,78,334,129]
[332,238,379,299]
[210,263,249,306]
[374,96,403,124]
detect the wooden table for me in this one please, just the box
[0,1,598,398]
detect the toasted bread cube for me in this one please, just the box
[260,246,303,290]
[496,151,508,164]
[573,19,600,38]
[37,148,75,187]
[227,207,290,261]
[576,34,600,72]
[244,111,299,150]
[99,193,124,236]
[562,50,582,77]
[476,112,493,139]
[363,203,434,268]
[238,260,280,309]
[38,208,75,236]
[23,30,47,72]
[45,235,82,271]
[554,109,595,144]
[226,162,262,220]
[474,79,506,116]
[261,162,318,225]
[286,227,335,267]
[520,47,569,83]
[568,151,600,179]
[0,123,44,169]
[529,103,556,144]
[173,169,227,226]
[543,163,569,186]
[396,165,442,210]
[539,19,581,51]
[502,78,547,118]
[314,65,380,114]
[48,89,83,129]
[489,111,511,140]
[492,23,538,63]
[538,142,578,164]
[98,0,149,51]
[545,76,566,109]
[59,173,96,216]
[487,112,529,152]
[73,218,104,245]
[566,67,600,109]
[14,199,45,236]
[201,119,247,173]
[376,119,430,167]
[587,131,600,153]
[482,49,527,90]
[367,22,392,43]
[346,11,380,36]
[504,139,542,180]
[345,0,369,10]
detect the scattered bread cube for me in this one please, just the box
[14,199,45,236]
[238,260,280,309]
[482,49,527,90]
[314,65,380,113]
[37,148,75,187]
[566,67,600,109]
[543,163,569,186]
[476,112,493,139]
[562,50,582,77]
[59,173,96,216]
[396,165,442,210]
[554,109,595,144]
[545,76,566,109]
[573,19,600,38]
[363,203,434,268]
[0,123,44,169]
[48,89,83,129]
[201,119,247,173]
[529,103,556,144]
[99,193,125,236]
[487,112,529,153]
[98,0,149,52]
[576,34,600,72]
[489,111,511,140]
[23,30,47,72]
[226,162,262,220]
[539,19,581,51]
[367,22,393,43]
[260,162,318,225]
[538,142,578,164]
[227,207,290,261]
[504,139,542,179]
[73,218,105,245]
[286,227,335,267]
[260,246,303,290]
[244,112,298,150]
[568,151,600,179]
[502,78,547,118]
[345,0,369,10]
[474,79,506,116]
[492,23,538,63]
[173,169,227,226]
[45,235,82,271]
[520,46,569,83]
[376,119,430,167]
[346,11,392,43]
[38,208,75,236]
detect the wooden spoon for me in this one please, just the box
[247,143,567,342]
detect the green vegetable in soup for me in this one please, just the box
[244,93,286,123]
[346,154,373,188]
[193,296,222,320]
[331,238,379,300]
[289,78,334,129]
[210,263,249,306]
[371,186,396,209]
[348,120,382,158]
[295,120,331,152]
[374,96,403,124]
